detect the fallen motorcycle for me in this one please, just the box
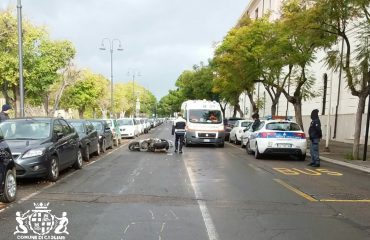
[128,138,173,152]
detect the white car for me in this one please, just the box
[229,120,253,145]
[245,120,307,160]
[117,118,138,138]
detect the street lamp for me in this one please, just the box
[127,69,141,117]
[17,0,24,117]
[99,38,123,118]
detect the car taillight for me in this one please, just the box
[294,132,306,139]
[258,132,276,138]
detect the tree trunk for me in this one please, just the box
[234,102,243,118]
[102,110,107,119]
[247,92,258,114]
[271,103,277,117]
[293,100,304,131]
[78,110,83,119]
[51,81,67,117]
[12,86,19,117]
[43,94,49,116]
[353,94,366,160]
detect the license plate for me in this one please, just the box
[277,143,292,148]
[204,139,211,142]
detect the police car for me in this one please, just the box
[245,119,307,160]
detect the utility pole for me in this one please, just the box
[17,0,24,117]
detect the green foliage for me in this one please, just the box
[61,70,109,117]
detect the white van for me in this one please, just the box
[117,118,137,138]
[181,100,225,147]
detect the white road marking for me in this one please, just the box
[159,222,166,240]
[169,209,179,220]
[149,209,155,220]
[185,166,220,240]
[248,164,264,173]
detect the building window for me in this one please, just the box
[255,8,259,19]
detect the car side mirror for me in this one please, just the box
[56,132,64,140]
[105,127,111,132]
[243,128,247,132]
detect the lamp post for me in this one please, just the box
[99,38,123,118]
[17,0,24,117]
[127,69,140,117]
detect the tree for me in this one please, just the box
[307,0,370,159]
[61,70,108,118]
[0,8,75,116]
[49,62,80,117]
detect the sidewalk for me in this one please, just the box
[308,140,370,174]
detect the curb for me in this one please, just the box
[308,153,370,174]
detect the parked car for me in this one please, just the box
[246,119,307,160]
[241,124,256,148]
[104,119,122,146]
[117,118,138,138]
[0,128,16,203]
[0,118,83,182]
[229,120,253,145]
[68,119,100,161]
[90,120,114,153]
[224,117,244,141]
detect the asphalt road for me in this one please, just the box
[1,123,370,240]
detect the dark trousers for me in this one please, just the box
[175,133,185,151]
[310,139,320,164]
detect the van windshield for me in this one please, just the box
[188,110,222,124]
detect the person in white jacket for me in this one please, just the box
[172,113,186,153]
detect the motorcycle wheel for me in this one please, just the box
[128,142,140,151]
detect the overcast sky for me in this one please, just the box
[2,0,248,100]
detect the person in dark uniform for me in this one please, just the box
[0,104,12,123]
[308,109,322,167]
[172,113,186,154]
[251,112,261,131]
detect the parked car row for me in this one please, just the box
[117,117,164,139]
[0,116,166,203]
[228,119,307,161]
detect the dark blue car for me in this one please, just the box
[0,118,83,182]
[68,119,100,161]
[0,128,16,203]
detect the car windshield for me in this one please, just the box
[118,119,133,125]
[69,122,85,133]
[266,122,301,131]
[0,120,51,140]
[91,121,103,131]
[189,110,222,124]
[241,121,252,128]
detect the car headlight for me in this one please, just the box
[22,148,45,159]
[99,135,102,139]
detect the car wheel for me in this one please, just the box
[255,143,262,159]
[48,156,59,182]
[299,154,306,161]
[241,138,246,148]
[235,135,241,145]
[83,145,90,162]
[95,142,101,156]
[0,169,16,203]
[101,139,107,153]
[73,148,83,169]
[246,141,254,155]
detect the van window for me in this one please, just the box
[188,110,222,124]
